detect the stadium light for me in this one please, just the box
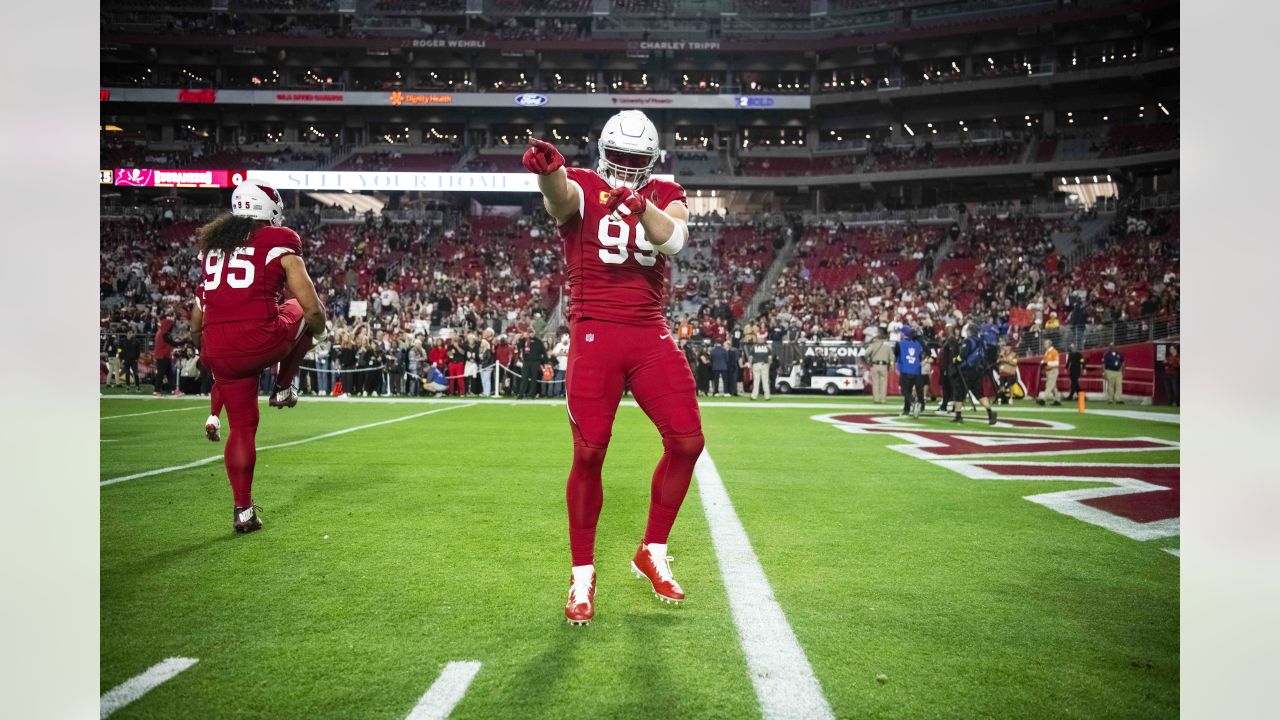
[903,124,914,136]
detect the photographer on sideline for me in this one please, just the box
[952,322,998,425]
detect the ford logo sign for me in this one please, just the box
[515,94,548,107]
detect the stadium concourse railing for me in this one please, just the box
[1008,314,1179,357]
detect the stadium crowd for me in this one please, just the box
[101,197,1178,398]
[101,206,575,398]
[751,203,1178,361]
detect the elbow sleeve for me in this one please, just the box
[655,221,686,255]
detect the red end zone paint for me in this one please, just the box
[827,413,1071,432]
[816,412,1180,543]
[975,463,1179,524]
[897,431,1168,457]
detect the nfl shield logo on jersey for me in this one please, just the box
[586,333,595,342]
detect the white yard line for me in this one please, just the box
[101,406,205,420]
[100,404,474,487]
[404,661,482,720]
[695,450,835,720]
[1093,409,1181,424]
[100,657,198,719]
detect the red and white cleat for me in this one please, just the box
[631,543,685,604]
[564,566,596,625]
[205,415,221,442]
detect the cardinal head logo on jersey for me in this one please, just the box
[597,110,660,191]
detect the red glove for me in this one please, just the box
[605,186,647,220]
[521,138,564,175]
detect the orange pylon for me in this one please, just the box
[1077,391,1086,413]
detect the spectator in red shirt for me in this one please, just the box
[428,337,448,370]
[494,335,514,396]
[152,309,182,397]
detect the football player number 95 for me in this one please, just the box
[203,247,256,291]
[598,216,657,267]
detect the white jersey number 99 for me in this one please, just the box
[597,216,656,267]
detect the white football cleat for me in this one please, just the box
[565,565,596,625]
[205,415,221,442]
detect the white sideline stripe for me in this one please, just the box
[404,661,482,720]
[99,394,1182,421]
[101,406,205,420]
[1164,548,1180,557]
[100,657,198,718]
[695,450,835,720]
[100,404,474,486]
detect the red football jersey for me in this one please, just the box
[197,226,303,325]
[560,167,686,326]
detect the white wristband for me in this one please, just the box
[654,221,686,255]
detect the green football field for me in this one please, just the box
[100,392,1179,719]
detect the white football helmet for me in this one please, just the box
[597,110,660,190]
[230,181,285,226]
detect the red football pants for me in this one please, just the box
[202,299,313,507]
[564,319,705,566]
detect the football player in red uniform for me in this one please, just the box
[187,182,328,533]
[523,110,705,625]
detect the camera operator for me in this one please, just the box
[936,326,960,414]
[952,322,998,425]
